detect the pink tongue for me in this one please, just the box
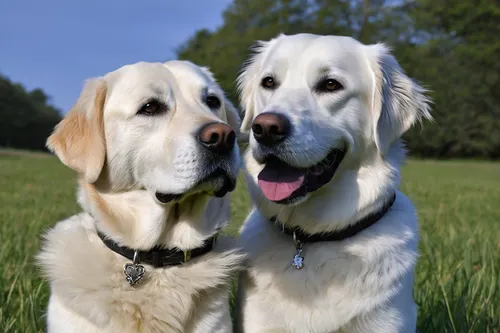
[258,160,305,202]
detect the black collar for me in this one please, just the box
[97,230,216,268]
[271,192,397,243]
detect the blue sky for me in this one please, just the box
[0,0,232,113]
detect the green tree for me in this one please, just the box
[402,0,500,158]
[0,74,61,151]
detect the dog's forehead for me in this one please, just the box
[267,34,320,56]
[106,62,177,95]
[164,60,220,94]
[265,35,367,74]
[102,62,179,115]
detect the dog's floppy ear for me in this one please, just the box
[237,39,273,134]
[369,43,432,154]
[46,79,107,183]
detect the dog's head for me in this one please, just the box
[47,61,241,205]
[238,34,431,207]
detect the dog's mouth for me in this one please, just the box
[155,169,236,204]
[257,148,345,205]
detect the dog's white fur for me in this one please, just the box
[235,34,432,333]
[37,60,244,333]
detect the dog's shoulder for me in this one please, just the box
[37,212,99,279]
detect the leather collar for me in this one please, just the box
[271,192,397,243]
[97,230,216,268]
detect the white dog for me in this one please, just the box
[235,33,432,333]
[37,60,244,333]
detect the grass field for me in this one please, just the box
[0,151,499,333]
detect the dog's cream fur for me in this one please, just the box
[235,34,432,333]
[37,60,244,333]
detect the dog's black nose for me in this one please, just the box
[197,122,236,154]
[252,112,290,146]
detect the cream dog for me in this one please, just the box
[235,34,432,333]
[37,60,244,333]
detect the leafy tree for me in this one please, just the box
[401,0,500,158]
[0,75,61,151]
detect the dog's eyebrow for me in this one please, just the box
[201,85,220,99]
[200,86,209,98]
[149,85,166,96]
[313,66,348,85]
[144,85,174,106]
[316,66,332,76]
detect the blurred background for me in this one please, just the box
[0,1,499,332]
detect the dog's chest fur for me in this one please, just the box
[38,213,241,333]
[237,194,418,333]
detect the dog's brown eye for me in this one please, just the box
[261,76,276,90]
[316,79,343,93]
[137,100,164,115]
[206,95,221,109]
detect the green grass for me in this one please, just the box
[0,151,499,332]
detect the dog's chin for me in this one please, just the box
[255,148,345,205]
[153,169,237,205]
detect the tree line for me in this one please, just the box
[1,0,499,158]
[177,0,500,159]
[0,74,61,151]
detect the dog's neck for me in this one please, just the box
[77,180,229,251]
[247,141,406,234]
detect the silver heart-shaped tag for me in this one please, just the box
[123,263,145,286]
